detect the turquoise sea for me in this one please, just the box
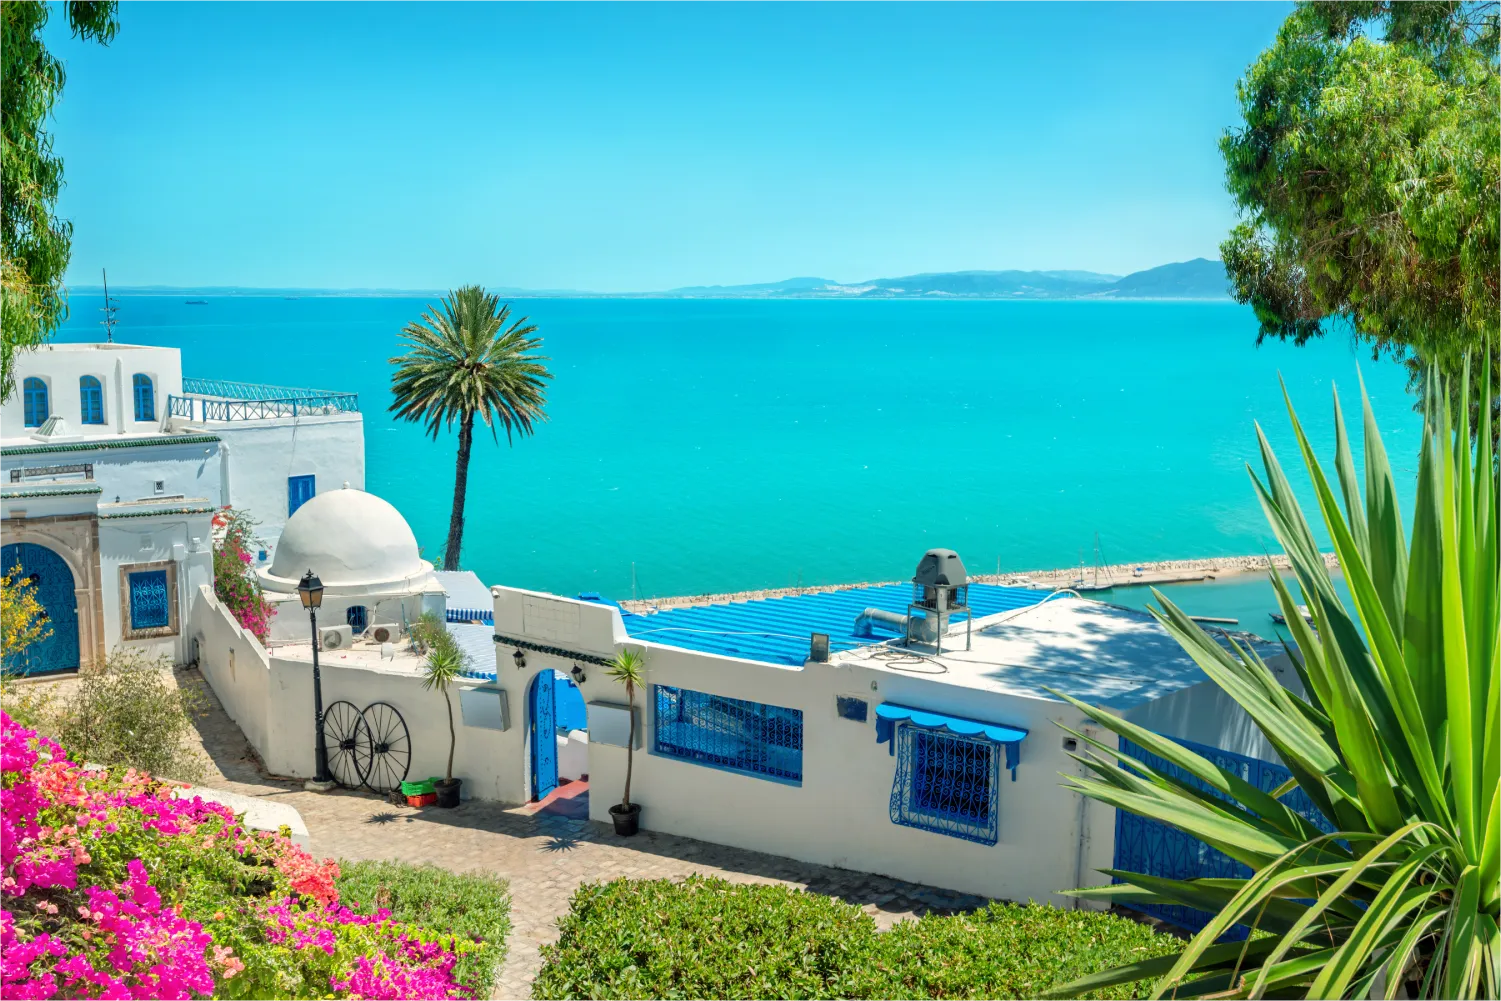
[58,296,1419,634]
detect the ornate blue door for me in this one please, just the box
[529,669,558,800]
[1,543,80,676]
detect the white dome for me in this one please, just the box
[260,486,432,593]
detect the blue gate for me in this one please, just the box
[529,669,558,800]
[1113,735,1331,936]
[1,543,80,677]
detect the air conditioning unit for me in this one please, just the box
[320,625,353,650]
[369,622,402,644]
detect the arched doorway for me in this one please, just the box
[1,542,80,676]
[527,669,559,800]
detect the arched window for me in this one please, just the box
[132,374,155,421]
[346,605,368,634]
[22,378,49,427]
[79,376,104,425]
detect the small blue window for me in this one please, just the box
[654,684,803,783]
[79,376,105,425]
[288,475,316,516]
[889,726,999,845]
[132,374,155,421]
[128,570,171,630]
[346,605,368,634]
[22,378,49,427]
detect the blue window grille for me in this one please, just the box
[653,684,803,783]
[1113,735,1333,937]
[128,570,171,630]
[889,725,999,845]
[23,378,49,427]
[132,374,155,421]
[79,376,105,425]
[288,475,316,516]
[346,605,368,633]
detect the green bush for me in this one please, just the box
[532,876,1175,1000]
[337,859,512,996]
[50,647,207,780]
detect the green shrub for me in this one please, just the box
[51,647,207,780]
[337,859,512,997]
[532,876,1175,1000]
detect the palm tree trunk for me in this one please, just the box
[623,682,635,809]
[444,414,474,570]
[443,687,456,782]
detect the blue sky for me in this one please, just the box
[50,1,1291,291]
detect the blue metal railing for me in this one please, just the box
[167,378,359,422]
[445,608,493,624]
[653,684,803,783]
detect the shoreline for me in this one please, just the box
[617,552,1340,613]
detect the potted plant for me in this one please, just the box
[419,619,468,808]
[604,648,645,836]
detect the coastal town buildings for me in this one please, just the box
[0,341,364,674]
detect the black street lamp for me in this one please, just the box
[298,569,334,790]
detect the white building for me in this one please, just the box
[194,504,1300,913]
[0,342,364,674]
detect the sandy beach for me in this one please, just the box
[617,551,1340,613]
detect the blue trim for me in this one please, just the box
[79,376,104,425]
[22,378,49,428]
[889,725,1000,845]
[875,703,1026,779]
[132,374,155,421]
[653,684,803,784]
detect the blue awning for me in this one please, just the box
[875,703,1029,779]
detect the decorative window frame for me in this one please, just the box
[652,684,804,784]
[118,560,179,639]
[888,724,1000,845]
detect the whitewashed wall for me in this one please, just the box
[2,440,225,509]
[100,515,214,664]
[209,417,365,560]
[2,344,182,435]
[191,586,273,754]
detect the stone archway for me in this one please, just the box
[0,515,105,672]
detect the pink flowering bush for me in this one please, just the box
[211,508,274,641]
[2,713,485,999]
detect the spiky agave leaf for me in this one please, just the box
[1047,357,1499,999]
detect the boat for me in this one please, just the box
[1270,604,1313,626]
[185,300,208,305]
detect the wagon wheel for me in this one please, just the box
[321,701,368,789]
[360,701,411,794]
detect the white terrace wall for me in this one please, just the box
[191,585,272,755]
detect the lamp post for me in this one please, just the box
[298,569,335,791]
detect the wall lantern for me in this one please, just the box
[513,648,527,670]
[570,663,586,685]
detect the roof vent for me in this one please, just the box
[907,548,971,654]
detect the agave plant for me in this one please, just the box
[1048,360,1497,999]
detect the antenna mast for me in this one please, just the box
[100,268,119,343]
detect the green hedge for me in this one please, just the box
[336,860,512,997]
[532,877,1175,1000]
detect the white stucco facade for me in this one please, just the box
[1,342,366,675]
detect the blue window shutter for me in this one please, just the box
[128,570,171,630]
[288,475,316,516]
[23,378,49,427]
[79,376,104,425]
[132,374,155,421]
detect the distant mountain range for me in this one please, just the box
[661,259,1230,300]
[73,259,1231,300]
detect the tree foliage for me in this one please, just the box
[1220,1,1499,421]
[1,560,53,671]
[388,286,551,571]
[1,0,118,402]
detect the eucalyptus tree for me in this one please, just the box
[1048,360,1497,999]
[389,286,551,571]
[1,0,119,402]
[1220,1,1499,426]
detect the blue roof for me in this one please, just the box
[620,583,1042,666]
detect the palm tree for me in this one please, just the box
[389,286,551,570]
[1048,360,1497,999]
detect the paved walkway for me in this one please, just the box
[21,669,992,999]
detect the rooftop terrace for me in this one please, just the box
[168,378,359,422]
